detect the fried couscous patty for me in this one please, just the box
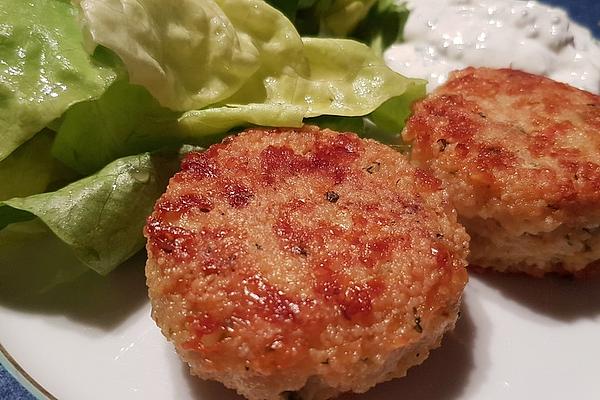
[403,67,600,276]
[145,126,469,399]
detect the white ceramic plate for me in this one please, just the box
[2,1,600,399]
[1,253,600,400]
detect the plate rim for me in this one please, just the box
[1,0,598,399]
[0,341,56,400]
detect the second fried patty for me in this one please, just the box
[403,67,600,275]
[145,125,469,399]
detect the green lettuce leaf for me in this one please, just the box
[281,0,408,54]
[319,0,377,37]
[180,104,306,136]
[279,0,378,37]
[0,220,88,298]
[0,0,116,161]
[75,0,416,121]
[0,129,78,201]
[0,206,35,231]
[352,0,410,54]
[1,152,179,275]
[265,0,301,21]
[52,9,422,173]
[298,38,415,117]
[364,81,426,142]
[74,0,263,111]
[52,80,183,175]
[181,38,423,133]
[305,80,425,144]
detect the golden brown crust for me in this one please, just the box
[403,67,600,275]
[145,126,469,399]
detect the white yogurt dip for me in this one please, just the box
[385,0,600,93]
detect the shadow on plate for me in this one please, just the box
[182,301,477,400]
[0,252,148,331]
[182,365,243,400]
[472,270,600,321]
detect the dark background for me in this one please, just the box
[544,0,600,37]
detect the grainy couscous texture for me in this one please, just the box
[145,126,469,399]
[403,67,600,276]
